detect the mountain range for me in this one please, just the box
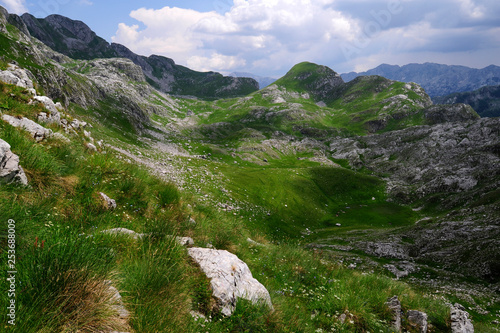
[342,63,500,98]
[19,13,259,100]
[1,6,499,333]
[433,84,500,118]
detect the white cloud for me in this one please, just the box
[79,0,94,6]
[112,1,358,74]
[0,0,28,14]
[187,53,247,72]
[112,0,500,76]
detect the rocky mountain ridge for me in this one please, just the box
[342,62,500,98]
[433,84,500,118]
[19,12,259,100]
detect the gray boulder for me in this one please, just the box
[34,95,61,124]
[100,192,117,210]
[0,64,35,90]
[0,139,28,186]
[2,115,52,141]
[451,304,474,333]
[386,296,402,332]
[407,310,428,333]
[101,228,143,240]
[188,247,273,316]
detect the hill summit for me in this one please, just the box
[274,62,345,102]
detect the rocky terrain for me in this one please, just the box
[342,63,500,98]
[433,84,500,118]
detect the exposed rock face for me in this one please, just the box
[451,304,474,333]
[386,296,402,332]
[188,247,273,316]
[328,117,500,280]
[329,118,500,202]
[407,310,428,333]
[0,139,28,186]
[101,228,143,240]
[111,44,259,99]
[21,13,119,60]
[424,104,479,124]
[0,6,7,33]
[2,115,53,141]
[34,95,61,124]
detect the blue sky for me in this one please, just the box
[2,0,500,77]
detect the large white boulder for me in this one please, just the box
[2,114,52,141]
[188,247,273,316]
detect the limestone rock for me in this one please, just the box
[407,310,428,333]
[188,247,273,316]
[34,95,61,124]
[100,192,117,210]
[451,303,474,333]
[101,228,143,240]
[386,296,402,332]
[85,142,97,152]
[176,237,194,247]
[0,139,28,186]
[0,64,35,90]
[2,114,52,141]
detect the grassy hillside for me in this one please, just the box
[2,78,494,332]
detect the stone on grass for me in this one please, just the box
[188,247,273,316]
[386,296,402,332]
[101,228,143,240]
[34,95,60,124]
[86,142,97,152]
[407,310,428,333]
[100,192,117,210]
[2,114,52,141]
[0,139,28,186]
[451,303,474,333]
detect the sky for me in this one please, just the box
[1,0,500,78]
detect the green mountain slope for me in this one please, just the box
[1,6,499,332]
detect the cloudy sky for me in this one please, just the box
[2,0,500,77]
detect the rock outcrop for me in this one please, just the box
[407,310,428,333]
[0,64,35,91]
[450,304,474,333]
[2,115,53,141]
[0,139,28,185]
[188,247,273,316]
[386,296,402,332]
